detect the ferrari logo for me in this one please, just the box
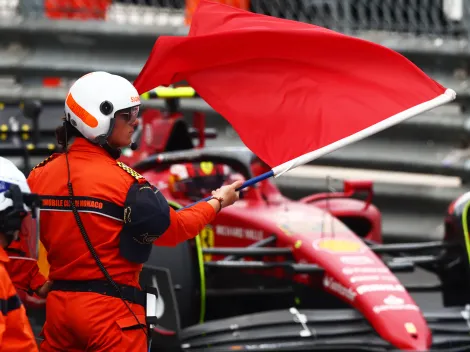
[200,225,215,261]
[314,238,364,253]
[200,162,214,175]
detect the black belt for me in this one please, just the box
[51,280,147,308]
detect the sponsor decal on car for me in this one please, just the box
[215,225,264,241]
[405,322,417,335]
[340,256,375,265]
[372,295,420,314]
[200,161,214,175]
[350,275,398,283]
[200,225,215,261]
[278,224,294,236]
[323,275,357,301]
[313,238,365,254]
[343,267,389,275]
[357,284,405,295]
[383,295,404,304]
[241,341,311,350]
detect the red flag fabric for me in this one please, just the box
[134,0,450,169]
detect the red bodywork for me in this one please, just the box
[119,107,431,351]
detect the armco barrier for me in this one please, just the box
[9,0,470,37]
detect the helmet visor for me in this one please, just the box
[115,106,140,125]
[16,209,39,260]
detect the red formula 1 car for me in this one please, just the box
[3,96,470,351]
[117,93,470,352]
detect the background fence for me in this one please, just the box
[1,0,470,243]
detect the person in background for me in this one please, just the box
[5,238,52,309]
[0,156,44,352]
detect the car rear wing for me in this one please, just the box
[141,86,218,148]
[142,86,199,100]
[141,85,203,113]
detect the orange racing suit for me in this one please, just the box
[5,239,48,309]
[0,246,38,352]
[28,137,216,351]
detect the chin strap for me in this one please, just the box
[101,143,122,160]
[94,124,122,160]
[94,135,121,160]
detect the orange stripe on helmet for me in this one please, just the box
[66,93,98,128]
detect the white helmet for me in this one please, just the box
[0,157,31,212]
[64,71,141,144]
[0,157,41,259]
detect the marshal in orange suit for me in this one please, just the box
[0,156,44,352]
[30,71,242,352]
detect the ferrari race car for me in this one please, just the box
[2,94,470,351]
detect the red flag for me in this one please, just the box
[134,0,453,169]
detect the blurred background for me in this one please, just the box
[0,0,469,244]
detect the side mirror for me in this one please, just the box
[343,180,373,209]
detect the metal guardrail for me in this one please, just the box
[1,1,470,61]
[6,1,470,38]
[255,0,470,38]
[1,22,468,84]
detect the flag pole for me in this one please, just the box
[177,170,274,210]
[176,88,456,212]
